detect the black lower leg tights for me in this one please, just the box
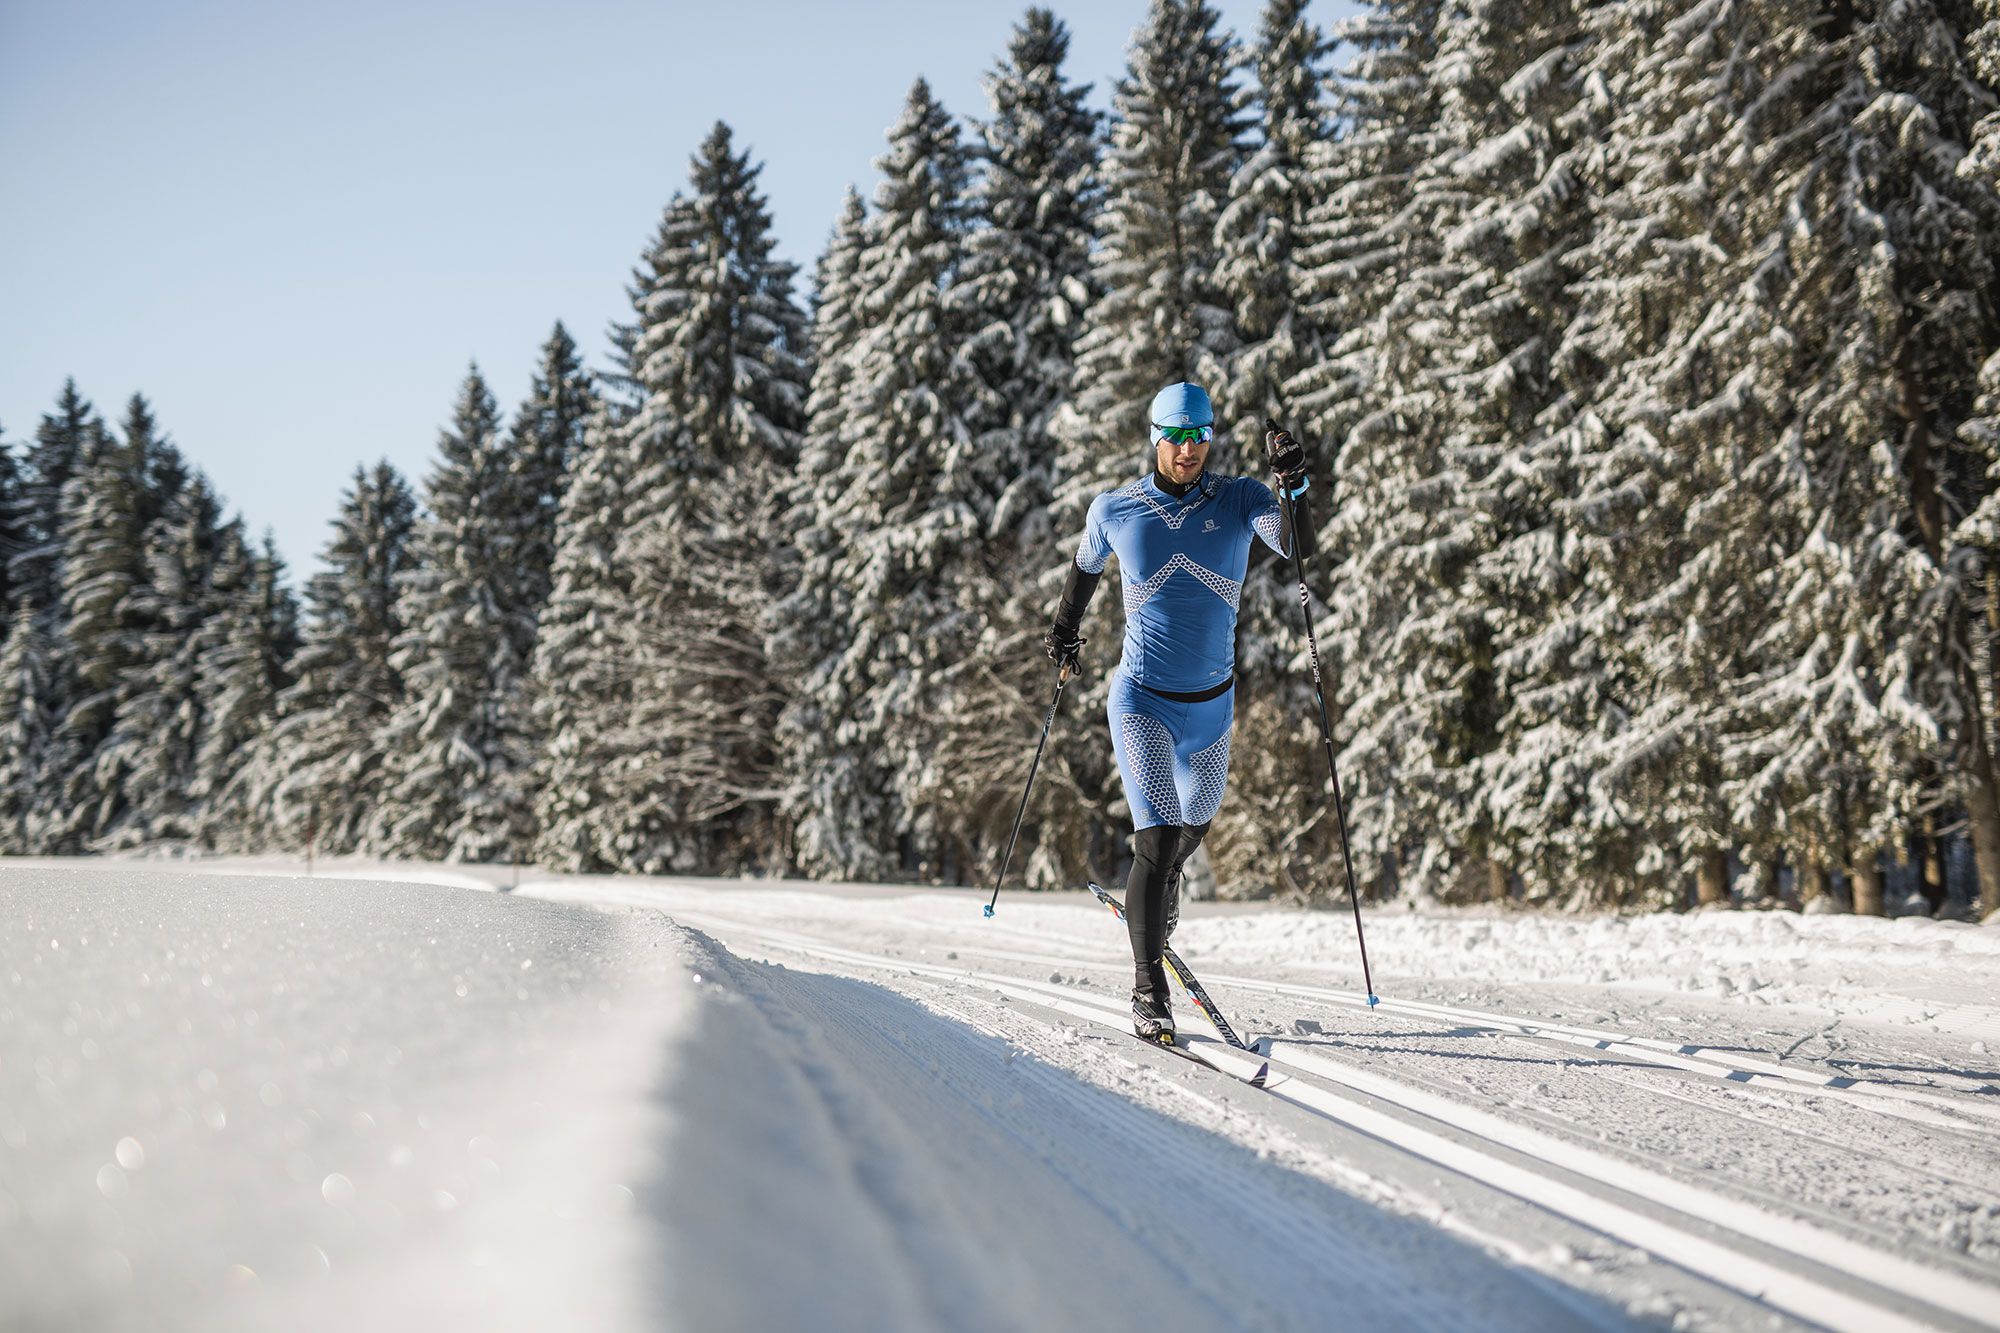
[1125,822,1210,993]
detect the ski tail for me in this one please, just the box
[1087,882,1250,1052]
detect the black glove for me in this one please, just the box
[1043,623,1085,674]
[1264,418,1307,494]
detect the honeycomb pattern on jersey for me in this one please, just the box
[1117,711,1183,825]
[1122,553,1243,616]
[1075,529,1111,574]
[1185,728,1232,826]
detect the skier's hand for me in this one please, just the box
[1264,418,1307,494]
[1043,624,1085,675]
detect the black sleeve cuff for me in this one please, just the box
[1054,559,1101,632]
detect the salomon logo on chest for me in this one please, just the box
[1201,519,1218,533]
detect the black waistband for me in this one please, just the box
[1138,675,1235,703]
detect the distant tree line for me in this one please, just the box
[11,0,2000,919]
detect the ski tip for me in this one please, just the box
[982,904,994,918]
[1251,1062,1270,1087]
[1366,993,1380,1007]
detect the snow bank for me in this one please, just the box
[1180,905,2000,1042]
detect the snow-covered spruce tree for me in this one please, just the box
[1056,0,1247,505]
[488,322,595,835]
[1287,1,1443,445]
[764,189,869,873]
[1545,0,1849,908]
[369,366,540,861]
[1206,0,1341,899]
[0,602,53,853]
[1218,0,1330,447]
[1435,0,1755,907]
[11,381,98,637]
[1547,0,2000,912]
[92,472,228,850]
[7,385,105,848]
[49,395,171,849]
[507,323,594,619]
[594,120,809,874]
[195,533,297,845]
[528,400,636,872]
[240,462,416,854]
[775,78,995,880]
[1738,0,2000,917]
[937,9,1107,890]
[0,426,24,622]
[1258,0,1443,901]
[1389,0,1652,906]
[1284,0,1602,903]
[1047,0,1248,879]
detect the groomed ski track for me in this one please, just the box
[522,873,2000,1333]
[6,860,1999,1332]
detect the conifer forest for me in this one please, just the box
[14,0,2000,920]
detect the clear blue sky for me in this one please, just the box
[1,0,1354,578]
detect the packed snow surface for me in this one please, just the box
[4,857,1998,1332]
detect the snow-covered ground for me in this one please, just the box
[4,856,1998,1331]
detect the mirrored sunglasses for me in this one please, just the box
[1156,424,1213,446]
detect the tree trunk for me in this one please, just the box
[1960,705,2000,920]
[1852,852,1886,917]
[1920,816,1947,916]
[1802,858,1833,910]
[1488,859,1511,903]
[1696,848,1729,905]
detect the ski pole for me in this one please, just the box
[1268,417,1378,1005]
[984,661,1073,917]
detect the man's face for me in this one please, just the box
[1155,431,1210,485]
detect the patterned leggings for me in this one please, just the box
[1108,671,1234,831]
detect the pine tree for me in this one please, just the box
[1277,0,1620,902]
[960,9,1102,474]
[1700,0,2000,912]
[1286,2,1443,444]
[93,473,228,849]
[506,323,594,621]
[370,367,536,861]
[775,78,991,879]
[488,324,595,839]
[597,122,811,873]
[1045,0,1248,873]
[529,402,636,871]
[936,9,1108,890]
[241,462,416,854]
[1055,0,1248,509]
[50,395,165,848]
[196,533,297,844]
[765,189,868,871]
[0,602,52,853]
[0,426,24,623]
[1206,0,1340,898]
[1217,0,1330,444]
[12,381,98,635]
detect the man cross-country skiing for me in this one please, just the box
[1044,382,1313,1042]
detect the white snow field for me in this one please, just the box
[4,859,1998,1332]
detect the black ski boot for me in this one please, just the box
[1133,984,1175,1044]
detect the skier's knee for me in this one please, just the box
[1131,824,1180,878]
[1173,821,1210,870]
